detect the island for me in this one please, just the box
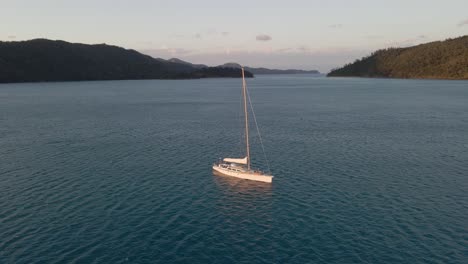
[327,35,468,80]
[159,60,320,75]
[218,62,320,75]
[0,39,253,83]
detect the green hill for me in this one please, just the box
[0,39,252,83]
[327,35,468,79]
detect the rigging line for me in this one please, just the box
[245,84,271,174]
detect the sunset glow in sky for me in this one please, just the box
[2,0,468,72]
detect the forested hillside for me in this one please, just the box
[328,36,468,79]
[0,39,252,83]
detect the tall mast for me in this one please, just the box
[241,67,251,170]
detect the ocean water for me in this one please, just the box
[0,75,467,263]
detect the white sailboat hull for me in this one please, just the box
[212,165,273,183]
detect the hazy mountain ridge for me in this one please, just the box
[217,62,320,74]
[0,39,252,83]
[327,35,468,79]
[156,59,320,74]
[168,58,207,69]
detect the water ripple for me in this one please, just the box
[1,77,467,263]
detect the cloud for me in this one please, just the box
[205,29,217,36]
[168,34,184,39]
[8,35,16,39]
[364,35,383,39]
[329,24,343,29]
[256,34,272,41]
[277,48,293,53]
[457,19,468,27]
[297,46,311,53]
[168,30,226,40]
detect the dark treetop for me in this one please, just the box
[327,35,468,80]
[0,39,253,83]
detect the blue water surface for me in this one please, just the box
[0,75,467,263]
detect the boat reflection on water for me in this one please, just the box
[212,169,276,263]
[211,170,274,259]
[212,169,273,226]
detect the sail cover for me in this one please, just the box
[223,157,248,165]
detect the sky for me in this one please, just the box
[1,0,468,72]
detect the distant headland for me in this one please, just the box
[207,62,318,75]
[0,39,253,83]
[0,39,319,84]
[327,35,468,80]
[164,59,320,75]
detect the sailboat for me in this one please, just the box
[212,67,273,183]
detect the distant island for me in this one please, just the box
[0,39,253,83]
[217,62,320,75]
[327,35,468,80]
[162,59,320,75]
